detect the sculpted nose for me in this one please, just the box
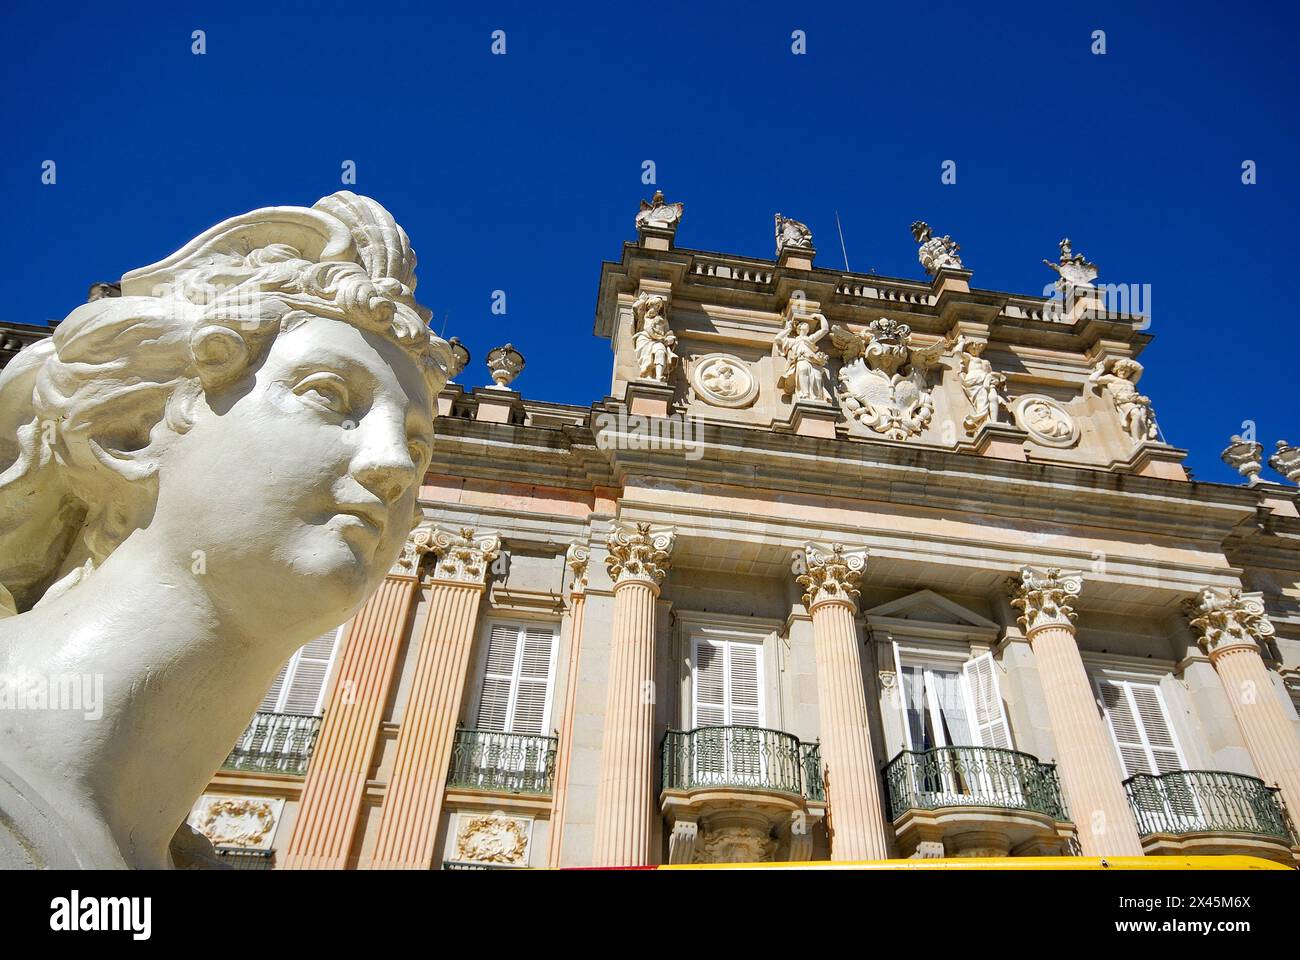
[351,422,418,506]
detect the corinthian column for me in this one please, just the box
[592,523,675,867]
[547,543,589,867]
[1186,588,1300,819]
[369,528,500,870]
[1010,568,1143,856]
[283,524,435,870]
[796,543,891,861]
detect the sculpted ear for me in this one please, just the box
[190,324,251,389]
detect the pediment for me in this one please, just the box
[864,589,998,630]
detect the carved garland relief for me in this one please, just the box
[454,813,532,866]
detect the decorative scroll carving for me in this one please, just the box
[565,542,590,595]
[605,523,675,588]
[393,519,437,575]
[429,528,501,585]
[911,221,964,275]
[831,319,944,440]
[1009,567,1082,636]
[795,542,867,611]
[1089,358,1159,444]
[948,335,1009,434]
[631,293,678,384]
[1185,588,1276,657]
[454,813,530,865]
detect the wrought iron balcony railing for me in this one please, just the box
[661,725,824,799]
[1124,770,1293,843]
[884,746,1069,821]
[222,711,322,777]
[446,728,558,796]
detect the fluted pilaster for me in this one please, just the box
[592,523,674,867]
[369,528,499,870]
[1187,588,1300,819]
[547,543,589,867]
[1010,568,1143,856]
[796,542,891,861]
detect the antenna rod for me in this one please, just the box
[835,210,850,272]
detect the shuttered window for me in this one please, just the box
[893,645,1013,750]
[963,653,1013,749]
[1094,677,1185,777]
[474,622,558,735]
[691,636,764,727]
[258,626,343,716]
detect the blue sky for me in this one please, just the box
[2,1,1296,484]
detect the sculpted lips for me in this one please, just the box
[333,501,386,536]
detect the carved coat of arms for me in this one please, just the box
[830,319,943,441]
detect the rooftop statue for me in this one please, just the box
[1043,237,1099,292]
[0,192,454,868]
[774,311,831,404]
[1089,357,1159,445]
[631,292,678,383]
[910,221,964,276]
[774,213,814,256]
[831,318,945,441]
[635,190,683,233]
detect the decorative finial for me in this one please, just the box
[1221,435,1264,485]
[1268,440,1300,485]
[485,343,525,390]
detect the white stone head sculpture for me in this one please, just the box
[0,192,453,868]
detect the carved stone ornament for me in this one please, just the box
[948,335,1009,434]
[795,542,867,611]
[1012,394,1079,448]
[565,542,590,594]
[1089,358,1159,444]
[831,319,945,440]
[692,825,777,864]
[485,343,524,389]
[187,795,283,851]
[1269,440,1300,484]
[1185,588,1276,658]
[454,813,531,866]
[1009,567,1083,636]
[631,293,678,384]
[911,221,964,275]
[774,312,832,404]
[1221,435,1264,485]
[393,518,438,575]
[690,353,758,408]
[635,190,683,233]
[878,670,898,690]
[1043,237,1098,292]
[774,213,814,256]
[0,191,453,870]
[605,522,675,589]
[429,527,502,584]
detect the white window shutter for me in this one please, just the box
[962,653,1012,749]
[1095,678,1186,777]
[475,622,558,734]
[258,663,289,713]
[728,643,762,727]
[512,626,556,735]
[476,624,520,731]
[693,639,728,727]
[258,626,342,715]
[1129,684,1183,774]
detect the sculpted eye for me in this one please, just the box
[294,372,351,415]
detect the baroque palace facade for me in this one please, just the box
[169,195,1300,869]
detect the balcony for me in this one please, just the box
[1125,770,1297,864]
[660,726,825,864]
[446,728,557,796]
[883,746,1075,857]
[222,711,322,777]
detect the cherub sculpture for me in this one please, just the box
[631,292,678,383]
[831,318,945,440]
[948,335,1009,433]
[774,311,831,403]
[911,221,964,276]
[0,192,454,869]
[1089,357,1159,444]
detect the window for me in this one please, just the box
[258,626,343,716]
[692,635,764,728]
[475,622,559,735]
[1094,677,1185,777]
[893,648,1011,751]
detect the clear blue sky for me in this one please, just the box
[2,1,1295,484]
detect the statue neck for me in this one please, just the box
[0,527,291,868]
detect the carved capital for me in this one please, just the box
[1185,588,1276,659]
[795,542,867,612]
[565,542,590,596]
[428,527,501,585]
[605,523,675,590]
[1009,567,1082,636]
[391,518,438,576]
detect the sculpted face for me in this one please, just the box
[151,316,432,632]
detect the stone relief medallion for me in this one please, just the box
[187,795,284,851]
[454,813,532,866]
[1012,395,1078,448]
[692,825,777,864]
[690,353,758,408]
